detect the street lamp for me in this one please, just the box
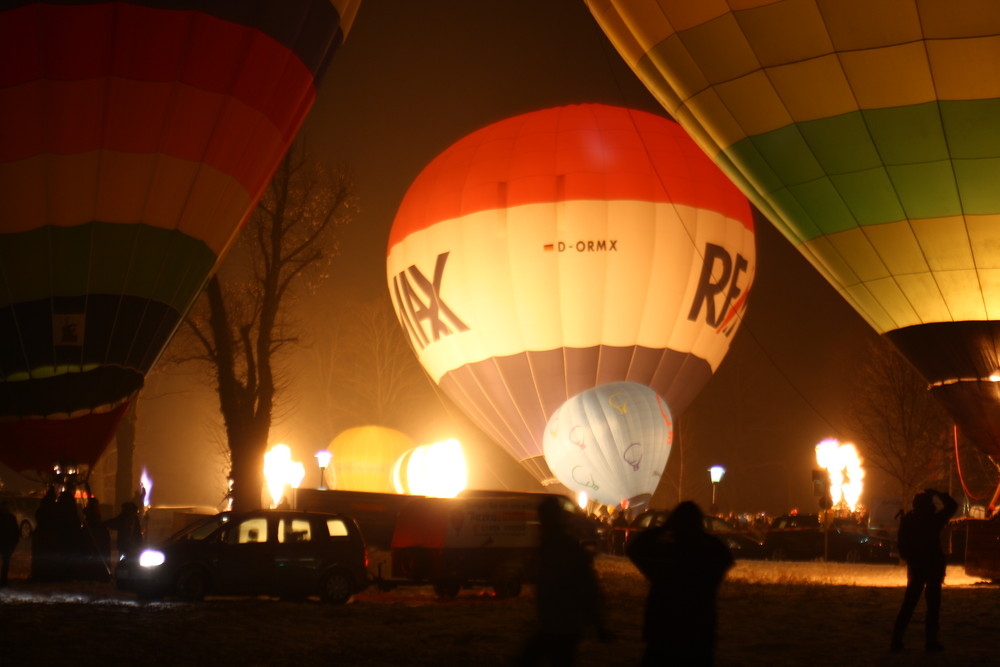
[315,449,333,490]
[709,465,726,509]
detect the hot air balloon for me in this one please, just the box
[392,439,468,498]
[543,381,672,510]
[586,1,1000,458]
[386,104,754,486]
[0,1,360,474]
[328,425,415,493]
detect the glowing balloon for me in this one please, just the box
[328,425,416,493]
[543,382,672,509]
[392,440,468,498]
[387,104,754,485]
[587,1,1000,457]
[0,1,360,472]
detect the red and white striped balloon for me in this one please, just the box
[387,104,754,486]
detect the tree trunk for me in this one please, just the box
[114,399,139,508]
[229,435,268,511]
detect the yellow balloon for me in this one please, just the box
[328,426,415,493]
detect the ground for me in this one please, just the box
[1,551,997,666]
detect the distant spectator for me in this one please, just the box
[81,498,111,581]
[0,501,19,586]
[891,488,958,653]
[104,502,143,560]
[518,496,611,666]
[627,501,733,666]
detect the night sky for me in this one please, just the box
[296,0,885,514]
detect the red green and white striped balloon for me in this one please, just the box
[387,104,754,486]
[587,0,1000,457]
[0,0,359,472]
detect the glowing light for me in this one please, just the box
[815,439,865,511]
[264,444,306,508]
[392,439,467,498]
[140,468,153,508]
[315,449,333,469]
[315,449,333,490]
[709,465,726,483]
[577,491,589,510]
[990,371,1000,382]
[138,549,165,568]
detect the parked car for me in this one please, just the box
[115,509,370,603]
[625,510,766,559]
[762,513,895,563]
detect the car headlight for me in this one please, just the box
[138,549,166,568]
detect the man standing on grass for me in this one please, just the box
[627,501,733,666]
[891,488,958,653]
[0,501,19,587]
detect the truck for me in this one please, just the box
[293,488,598,598]
[386,494,541,598]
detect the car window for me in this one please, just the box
[326,518,349,537]
[229,517,268,544]
[278,518,313,543]
[176,516,226,541]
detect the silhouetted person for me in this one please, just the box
[611,510,628,556]
[104,501,143,561]
[0,501,20,587]
[81,498,111,581]
[53,487,82,580]
[31,487,59,581]
[518,496,610,666]
[891,488,958,653]
[627,501,733,666]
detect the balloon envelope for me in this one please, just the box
[387,104,754,485]
[587,1,1000,457]
[328,426,415,493]
[543,382,672,510]
[0,0,359,472]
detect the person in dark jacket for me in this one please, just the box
[104,501,143,560]
[891,488,958,652]
[0,501,20,587]
[627,501,733,666]
[518,496,611,666]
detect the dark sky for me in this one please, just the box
[294,0,886,514]
[2,1,889,515]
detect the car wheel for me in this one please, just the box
[433,580,461,599]
[175,567,208,602]
[844,548,861,563]
[321,570,355,605]
[492,578,522,599]
[769,547,787,561]
[18,520,32,540]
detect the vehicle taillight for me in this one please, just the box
[364,548,369,569]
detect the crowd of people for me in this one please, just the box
[0,482,145,584]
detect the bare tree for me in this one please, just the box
[308,296,431,435]
[175,140,356,511]
[848,338,953,499]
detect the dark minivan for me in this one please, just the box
[115,510,369,603]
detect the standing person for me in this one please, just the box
[627,501,733,666]
[518,496,611,667]
[891,488,958,653]
[31,486,58,581]
[104,502,143,561]
[0,501,20,587]
[81,497,112,581]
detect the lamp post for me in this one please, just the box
[315,449,332,490]
[709,465,726,513]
